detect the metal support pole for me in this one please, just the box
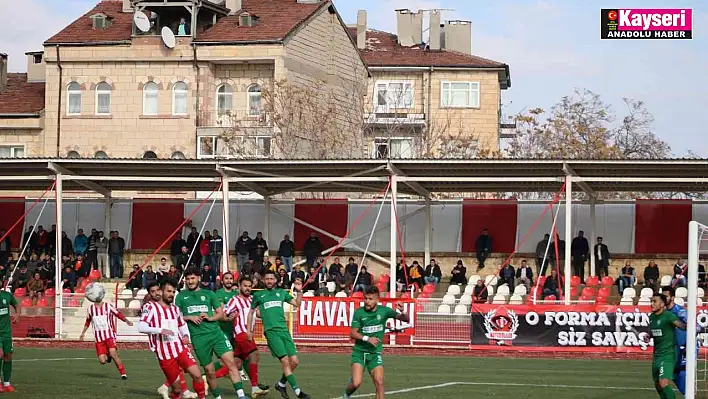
[104,197,111,278]
[264,197,271,258]
[54,174,63,338]
[589,197,596,277]
[222,179,230,273]
[687,221,698,399]
[389,176,398,299]
[424,198,431,267]
[564,178,572,305]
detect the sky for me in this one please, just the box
[1,0,706,155]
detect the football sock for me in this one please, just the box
[232,381,245,397]
[661,386,676,399]
[286,374,299,393]
[3,360,12,383]
[211,388,222,398]
[214,365,229,379]
[278,375,287,388]
[193,378,206,399]
[180,373,188,391]
[246,360,259,386]
[116,362,126,375]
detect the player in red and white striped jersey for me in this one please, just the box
[138,280,206,399]
[79,300,133,379]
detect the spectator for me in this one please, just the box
[235,231,252,272]
[142,265,158,289]
[126,264,143,290]
[77,250,92,279]
[0,256,10,283]
[672,259,688,288]
[303,232,322,268]
[200,264,216,291]
[277,234,295,272]
[186,227,201,266]
[170,233,187,270]
[593,237,611,278]
[555,234,566,263]
[475,228,492,270]
[571,230,590,283]
[643,260,660,292]
[499,263,515,288]
[290,264,306,285]
[472,279,488,303]
[543,270,561,299]
[13,264,30,292]
[37,255,53,283]
[156,257,170,275]
[515,260,534,290]
[73,229,88,255]
[618,260,636,293]
[700,263,707,289]
[249,232,268,266]
[450,260,467,285]
[164,265,181,288]
[329,257,344,280]
[209,229,223,270]
[22,226,38,254]
[353,266,372,293]
[304,266,322,294]
[108,231,126,278]
[0,229,10,266]
[36,225,48,255]
[61,265,77,292]
[344,257,358,282]
[535,234,551,276]
[277,268,290,289]
[96,231,108,275]
[199,231,211,267]
[409,261,425,290]
[242,259,255,276]
[61,231,73,256]
[424,259,442,285]
[47,224,57,255]
[261,258,273,275]
[26,253,40,273]
[176,246,191,271]
[251,272,266,289]
[85,229,99,273]
[27,272,45,304]
[395,261,408,292]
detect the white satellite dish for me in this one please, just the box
[161,26,176,49]
[134,11,151,33]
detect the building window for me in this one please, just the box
[143,82,158,115]
[216,84,233,117]
[374,81,413,110]
[247,84,262,116]
[67,82,82,115]
[33,54,42,64]
[0,145,25,158]
[441,81,480,108]
[372,138,413,159]
[94,151,109,159]
[172,82,188,115]
[143,151,158,159]
[171,151,186,159]
[95,82,112,115]
[241,136,271,158]
[198,136,217,159]
[66,150,81,158]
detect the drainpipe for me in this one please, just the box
[193,44,200,156]
[55,45,62,157]
[426,67,433,155]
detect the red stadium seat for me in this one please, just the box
[376,282,387,292]
[570,286,579,297]
[579,294,591,301]
[537,276,547,287]
[75,287,85,294]
[36,298,49,308]
[601,276,614,287]
[13,288,26,297]
[67,299,80,307]
[62,288,72,294]
[570,276,581,287]
[20,297,32,307]
[581,287,595,298]
[422,284,435,294]
[378,274,390,284]
[351,291,364,299]
[401,292,411,299]
[597,287,610,297]
[89,269,102,280]
[586,276,600,287]
[45,288,55,297]
[596,295,608,304]
[545,295,557,301]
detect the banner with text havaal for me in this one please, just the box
[471,304,708,352]
[297,297,416,336]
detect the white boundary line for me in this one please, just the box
[331,381,655,398]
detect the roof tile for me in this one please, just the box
[45,1,133,45]
[0,74,46,114]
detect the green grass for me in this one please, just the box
[6,348,672,398]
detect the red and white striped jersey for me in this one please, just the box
[224,295,252,335]
[140,301,188,360]
[85,302,118,343]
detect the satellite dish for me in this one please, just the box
[161,26,176,49]
[133,11,151,33]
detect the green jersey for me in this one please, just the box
[214,288,238,336]
[650,309,680,358]
[251,288,293,333]
[351,305,397,354]
[0,291,17,337]
[175,288,221,338]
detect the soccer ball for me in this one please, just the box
[84,282,106,303]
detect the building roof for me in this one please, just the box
[0,73,46,115]
[45,0,328,46]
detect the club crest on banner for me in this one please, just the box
[483,308,519,343]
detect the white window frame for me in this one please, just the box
[371,137,414,159]
[67,82,82,115]
[143,82,159,116]
[441,81,480,108]
[247,84,262,116]
[198,136,218,159]
[240,135,271,158]
[374,80,414,111]
[95,82,112,115]
[0,145,26,158]
[216,84,233,117]
[172,82,188,116]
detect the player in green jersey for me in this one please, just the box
[247,270,309,399]
[175,268,246,399]
[343,286,409,399]
[0,290,18,393]
[213,272,248,381]
[647,294,685,399]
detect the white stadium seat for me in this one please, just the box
[442,294,456,305]
[136,289,148,298]
[660,275,672,286]
[119,290,133,300]
[698,287,705,298]
[464,284,475,295]
[303,291,315,297]
[513,285,527,296]
[115,299,126,309]
[622,288,636,298]
[620,297,634,306]
[459,295,472,306]
[454,305,468,315]
[437,304,451,314]
[674,297,685,306]
[484,275,498,286]
[128,300,142,309]
[446,285,461,296]
[468,275,481,285]
[492,294,507,304]
[639,288,654,298]
[486,285,495,296]
[326,282,336,293]
[637,297,651,306]
[698,298,704,307]
[676,287,688,299]
[335,291,348,298]
[496,285,510,296]
[509,294,524,305]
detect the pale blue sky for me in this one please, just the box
[1,0,706,155]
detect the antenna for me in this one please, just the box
[133,11,151,33]
[161,26,176,49]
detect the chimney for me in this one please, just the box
[122,0,132,13]
[443,20,472,54]
[26,52,45,83]
[0,54,7,91]
[429,10,441,51]
[396,9,423,46]
[356,10,367,50]
[225,0,242,15]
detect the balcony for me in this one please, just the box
[197,109,273,136]
[196,109,273,159]
[364,111,426,126]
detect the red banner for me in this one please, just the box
[297,297,416,335]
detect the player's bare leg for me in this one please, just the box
[160,373,197,399]
[0,351,11,392]
[371,366,385,399]
[185,365,206,399]
[218,351,247,398]
[343,363,365,398]
[203,363,220,398]
[108,347,127,379]
[0,348,6,393]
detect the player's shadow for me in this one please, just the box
[125,388,154,396]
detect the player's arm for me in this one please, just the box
[111,305,133,327]
[177,313,191,344]
[674,319,687,330]
[205,293,224,322]
[349,312,379,346]
[10,296,19,324]
[287,279,303,308]
[247,294,259,340]
[79,313,91,341]
[393,302,409,323]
